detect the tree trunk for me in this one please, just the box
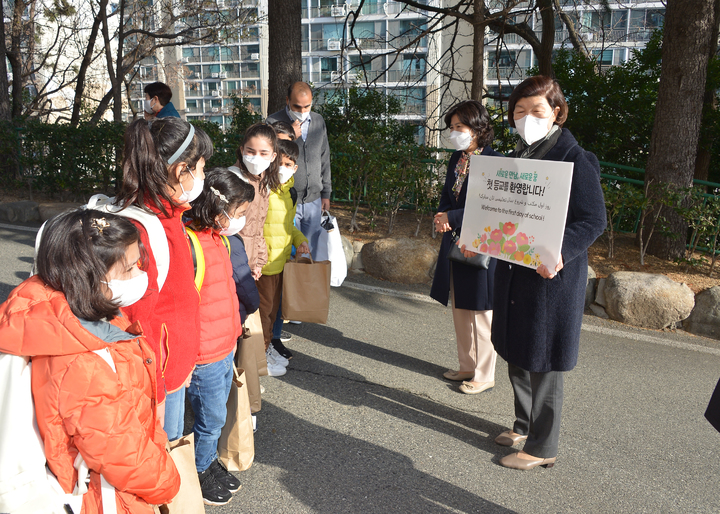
[470,0,485,101]
[8,0,27,118]
[536,0,555,77]
[0,0,12,121]
[693,0,720,182]
[267,0,302,114]
[644,0,716,260]
[71,0,107,126]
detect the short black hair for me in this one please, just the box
[189,167,256,230]
[144,82,173,106]
[443,100,494,149]
[269,120,296,141]
[36,209,143,321]
[277,139,299,165]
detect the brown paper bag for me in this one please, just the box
[282,257,331,324]
[245,310,267,376]
[159,434,205,514]
[218,365,255,472]
[236,337,261,413]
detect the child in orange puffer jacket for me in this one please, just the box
[0,209,179,514]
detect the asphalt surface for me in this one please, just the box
[1,225,719,513]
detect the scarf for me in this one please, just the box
[452,148,483,199]
[512,124,561,160]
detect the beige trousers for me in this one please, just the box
[450,280,497,383]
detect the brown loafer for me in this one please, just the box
[459,381,494,395]
[443,370,474,381]
[499,451,556,470]
[494,430,528,446]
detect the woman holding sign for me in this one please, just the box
[430,100,502,396]
[487,76,606,470]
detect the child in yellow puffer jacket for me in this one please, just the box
[257,139,309,374]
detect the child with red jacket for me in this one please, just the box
[185,168,255,506]
[115,118,213,441]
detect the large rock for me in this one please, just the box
[603,272,695,329]
[341,235,353,269]
[361,237,437,284]
[684,286,720,340]
[585,266,597,309]
[0,201,40,223]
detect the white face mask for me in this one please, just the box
[243,154,272,176]
[144,98,155,114]
[105,271,148,307]
[449,130,474,151]
[278,166,296,184]
[220,212,246,236]
[515,115,553,146]
[177,168,204,204]
[289,109,310,122]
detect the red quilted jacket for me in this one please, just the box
[191,228,242,364]
[0,276,180,514]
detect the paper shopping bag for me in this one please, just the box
[159,434,205,514]
[218,366,255,471]
[244,310,267,377]
[236,337,262,413]
[282,257,331,324]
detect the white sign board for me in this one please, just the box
[458,155,574,270]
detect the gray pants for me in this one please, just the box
[508,363,564,458]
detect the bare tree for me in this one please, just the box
[0,0,11,121]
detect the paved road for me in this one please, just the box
[2,225,719,513]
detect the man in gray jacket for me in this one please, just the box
[267,82,331,260]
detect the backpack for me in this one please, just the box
[33,195,171,291]
[0,353,116,514]
[185,227,231,290]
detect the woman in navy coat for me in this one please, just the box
[488,76,606,470]
[430,100,502,395]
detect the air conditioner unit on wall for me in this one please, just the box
[212,107,219,112]
[219,72,227,78]
[211,90,220,96]
[250,53,259,60]
[212,72,219,78]
[582,32,594,41]
[328,40,341,51]
[330,71,340,81]
[331,5,346,16]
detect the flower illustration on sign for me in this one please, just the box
[470,222,542,266]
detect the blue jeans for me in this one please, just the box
[163,387,186,441]
[187,352,234,472]
[272,298,284,339]
[295,197,328,261]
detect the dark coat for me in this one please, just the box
[491,129,606,372]
[229,234,260,323]
[156,101,180,119]
[430,146,502,311]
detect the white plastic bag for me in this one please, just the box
[322,212,347,287]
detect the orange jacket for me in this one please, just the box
[0,276,180,514]
[193,229,242,364]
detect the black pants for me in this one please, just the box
[508,363,564,458]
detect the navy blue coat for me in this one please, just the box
[229,235,260,323]
[491,129,606,372]
[430,147,502,311]
[157,101,180,119]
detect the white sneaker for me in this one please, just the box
[265,349,287,376]
[288,320,302,325]
[267,345,289,367]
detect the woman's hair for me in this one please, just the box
[234,123,281,193]
[443,100,494,149]
[507,76,569,128]
[36,209,143,322]
[188,167,256,230]
[268,120,296,141]
[116,118,214,216]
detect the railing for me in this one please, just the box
[486,66,529,81]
